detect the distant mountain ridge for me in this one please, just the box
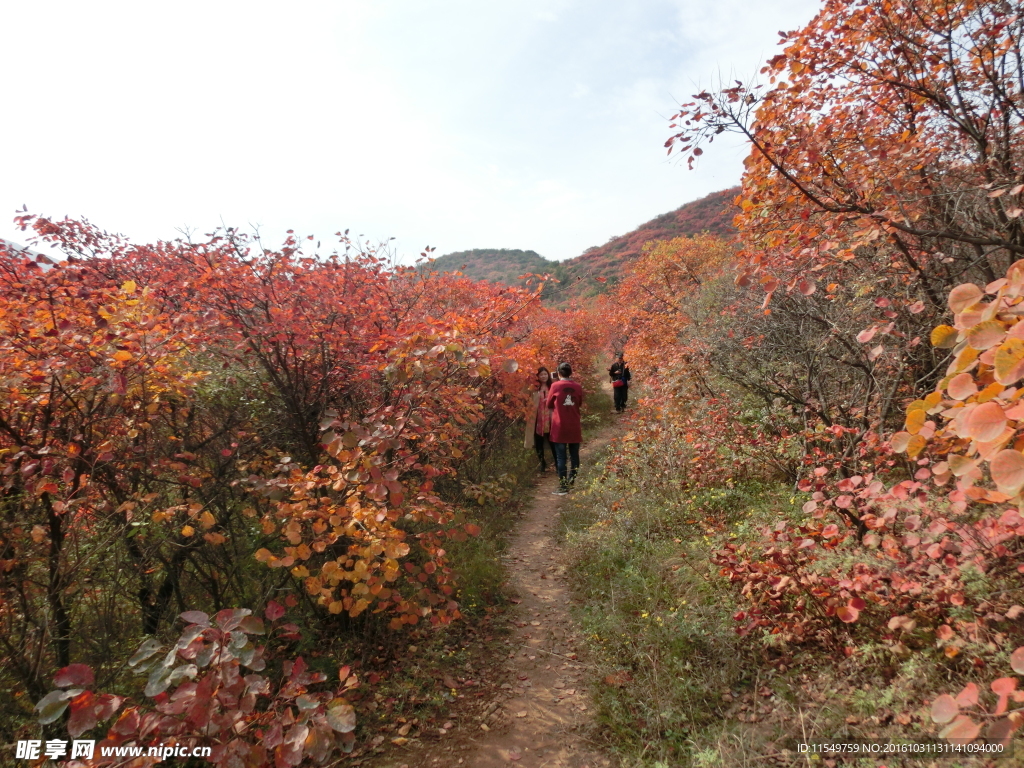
[424,248,554,286]
[425,187,739,303]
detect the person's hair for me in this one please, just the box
[557,362,572,378]
[616,352,624,360]
[536,366,550,388]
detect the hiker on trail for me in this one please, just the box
[546,361,583,496]
[609,353,631,413]
[524,366,557,472]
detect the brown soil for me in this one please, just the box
[365,426,618,768]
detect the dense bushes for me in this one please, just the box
[0,218,605,761]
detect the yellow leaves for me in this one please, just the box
[931,325,958,348]
[966,320,1006,351]
[976,382,1005,403]
[328,600,345,614]
[291,565,310,579]
[112,350,133,362]
[906,435,927,459]
[904,401,928,434]
[950,345,979,375]
[385,541,410,559]
[994,338,1024,385]
[198,511,216,530]
[121,280,137,295]
[254,548,274,563]
[892,429,927,457]
[181,525,195,537]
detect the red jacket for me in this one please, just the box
[546,379,583,443]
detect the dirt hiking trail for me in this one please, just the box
[372,424,618,768]
[462,426,616,768]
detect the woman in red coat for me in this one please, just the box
[546,361,583,495]
[523,366,557,471]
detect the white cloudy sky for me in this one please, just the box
[1,0,820,262]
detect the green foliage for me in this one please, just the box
[559,444,782,764]
[424,248,560,287]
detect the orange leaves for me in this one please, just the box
[931,694,960,724]
[990,450,1024,494]
[947,373,977,400]
[964,402,1007,442]
[836,602,860,623]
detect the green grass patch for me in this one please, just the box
[557,449,1004,767]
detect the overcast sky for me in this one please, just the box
[1,0,820,263]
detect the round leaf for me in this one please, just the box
[35,689,75,724]
[265,600,286,621]
[931,694,960,724]
[54,663,94,688]
[949,283,983,313]
[939,714,980,741]
[890,431,912,452]
[967,320,1006,350]
[327,701,357,733]
[836,605,859,623]
[965,402,1007,442]
[991,677,1017,696]
[129,637,163,667]
[180,610,210,626]
[990,450,1024,492]
[955,682,979,707]
[931,325,959,348]
[1010,647,1024,675]
[995,338,1024,384]
[947,373,978,401]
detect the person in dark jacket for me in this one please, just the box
[609,353,631,413]
[546,361,583,495]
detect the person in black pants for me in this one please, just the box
[609,353,631,413]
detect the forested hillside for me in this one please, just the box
[426,187,739,305]
[423,248,555,288]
